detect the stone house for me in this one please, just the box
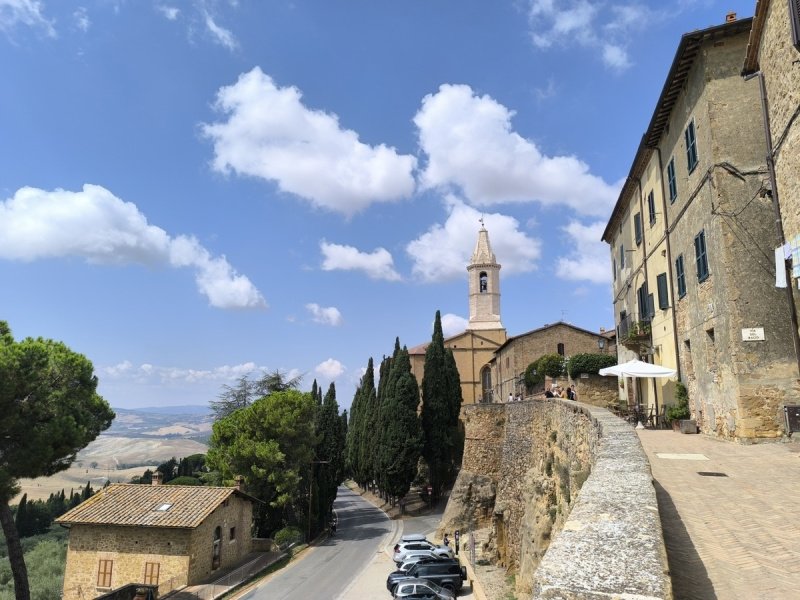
[603,13,800,439]
[56,475,258,600]
[490,322,616,402]
[742,0,800,384]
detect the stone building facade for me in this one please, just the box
[56,481,257,599]
[604,14,800,439]
[743,0,800,381]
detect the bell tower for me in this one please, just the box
[467,223,503,330]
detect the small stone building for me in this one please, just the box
[56,478,258,600]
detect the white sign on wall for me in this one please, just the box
[741,327,765,341]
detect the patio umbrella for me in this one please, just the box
[599,360,676,427]
[599,359,676,378]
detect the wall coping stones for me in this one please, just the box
[533,399,672,600]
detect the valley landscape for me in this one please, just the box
[15,406,212,502]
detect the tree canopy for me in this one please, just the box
[210,369,302,420]
[0,321,114,600]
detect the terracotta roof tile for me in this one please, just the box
[55,484,249,529]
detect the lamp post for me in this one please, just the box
[598,337,606,353]
[307,459,330,542]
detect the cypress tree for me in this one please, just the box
[420,310,460,499]
[345,374,364,485]
[356,359,377,489]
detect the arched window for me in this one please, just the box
[479,272,488,292]
[481,366,492,402]
[557,343,565,356]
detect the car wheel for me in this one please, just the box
[442,583,455,593]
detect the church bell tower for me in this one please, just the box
[467,223,504,331]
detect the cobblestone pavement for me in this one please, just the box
[637,430,800,600]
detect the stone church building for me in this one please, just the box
[409,225,612,404]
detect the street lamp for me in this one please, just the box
[598,337,606,352]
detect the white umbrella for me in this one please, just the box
[599,359,676,378]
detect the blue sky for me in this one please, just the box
[0,0,756,411]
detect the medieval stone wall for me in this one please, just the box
[441,399,670,599]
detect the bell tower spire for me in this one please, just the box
[467,223,503,330]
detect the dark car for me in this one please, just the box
[392,578,455,600]
[387,560,467,595]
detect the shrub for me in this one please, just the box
[274,526,304,548]
[165,476,202,486]
[524,354,566,391]
[566,353,618,379]
[667,382,691,421]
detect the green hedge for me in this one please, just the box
[566,353,617,379]
[524,354,567,390]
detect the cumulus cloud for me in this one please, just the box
[414,84,620,216]
[101,360,265,383]
[527,0,657,70]
[315,358,345,380]
[0,0,55,37]
[203,9,237,51]
[320,240,401,281]
[406,196,541,282]
[157,5,180,20]
[306,303,343,326]
[202,67,417,216]
[555,220,612,284]
[73,7,90,32]
[441,313,469,337]
[0,185,266,309]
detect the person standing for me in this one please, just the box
[443,532,450,547]
[454,530,460,555]
[507,392,513,403]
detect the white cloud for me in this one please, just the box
[406,196,541,282]
[414,84,620,217]
[527,0,658,70]
[315,358,345,380]
[73,7,90,32]
[0,0,55,37]
[441,313,468,337]
[203,9,237,51]
[101,360,264,384]
[320,240,401,281]
[202,67,417,216]
[0,185,266,309]
[306,303,343,326]
[555,220,612,284]
[157,5,180,20]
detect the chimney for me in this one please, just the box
[152,472,163,486]
[726,12,736,23]
[234,475,245,492]
[599,327,606,333]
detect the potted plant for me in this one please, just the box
[667,382,695,433]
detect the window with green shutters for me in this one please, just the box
[667,157,677,203]
[685,120,698,173]
[657,273,669,309]
[695,230,709,282]
[676,255,686,298]
[648,191,656,225]
[634,213,642,245]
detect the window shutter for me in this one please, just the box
[791,0,800,50]
[634,213,642,244]
[657,273,669,309]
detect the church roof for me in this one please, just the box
[470,226,496,265]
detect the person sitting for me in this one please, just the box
[544,388,554,398]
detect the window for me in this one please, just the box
[613,258,616,281]
[479,271,487,292]
[685,120,698,173]
[230,526,236,541]
[791,0,800,50]
[694,230,709,282]
[634,213,642,245]
[675,255,686,298]
[657,273,669,309]
[619,244,625,268]
[97,560,113,588]
[557,343,565,356]
[143,562,160,586]
[637,283,652,321]
[647,191,656,225]
[667,157,678,203]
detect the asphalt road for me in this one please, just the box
[239,486,392,600]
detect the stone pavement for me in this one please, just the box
[637,430,800,600]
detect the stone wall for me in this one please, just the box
[571,374,618,407]
[440,400,671,599]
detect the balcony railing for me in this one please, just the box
[618,313,651,348]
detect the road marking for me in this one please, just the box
[655,453,709,460]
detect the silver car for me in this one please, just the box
[392,578,455,600]
[393,541,454,564]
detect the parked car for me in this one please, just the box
[387,561,467,595]
[393,541,454,564]
[392,578,455,600]
[393,534,428,554]
[397,555,455,573]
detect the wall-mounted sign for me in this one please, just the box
[741,327,765,341]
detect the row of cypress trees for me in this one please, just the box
[346,311,463,503]
[14,483,95,538]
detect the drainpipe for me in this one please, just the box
[654,146,683,384]
[635,176,650,411]
[744,70,800,377]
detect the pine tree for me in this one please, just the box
[14,494,28,538]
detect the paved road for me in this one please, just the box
[239,486,392,600]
